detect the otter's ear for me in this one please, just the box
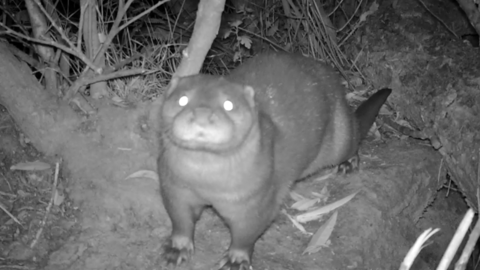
[165,76,181,96]
[244,86,255,107]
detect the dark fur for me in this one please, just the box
[157,52,391,270]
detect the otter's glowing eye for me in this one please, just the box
[223,100,234,111]
[178,95,189,106]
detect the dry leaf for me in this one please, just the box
[17,190,29,197]
[10,161,51,171]
[303,211,337,254]
[238,35,252,49]
[359,1,378,22]
[53,189,65,206]
[291,197,320,211]
[98,32,106,43]
[312,171,335,182]
[111,95,123,103]
[296,191,359,223]
[290,191,306,202]
[267,21,278,36]
[312,185,329,202]
[125,170,159,181]
[282,209,311,235]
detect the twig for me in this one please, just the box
[91,0,170,62]
[0,23,99,72]
[327,0,346,17]
[0,201,22,226]
[109,50,147,72]
[0,172,12,192]
[31,0,81,58]
[77,2,88,52]
[338,19,361,48]
[335,0,363,33]
[446,176,453,197]
[117,0,171,34]
[31,0,101,74]
[91,0,135,64]
[416,0,458,38]
[0,7,29,36]
[67,68,149,100]
[63,0,169,101]
[30,162,60,249]
[6,42,41,68]
[0,190,15,197]
[238,27,288,52]
[437,158,444,187]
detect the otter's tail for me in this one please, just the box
[354,88,392,140]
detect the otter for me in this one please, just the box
[157,52,392,270]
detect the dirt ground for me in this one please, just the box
[0,105,468,270]
[0,104,79,269]
[0,0,478,269]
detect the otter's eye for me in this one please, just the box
[223,100,234,111]
[178,95,189,106]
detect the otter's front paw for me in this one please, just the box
[336,154,359,174]
[218,249,253,270]
[163,235,194,266]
